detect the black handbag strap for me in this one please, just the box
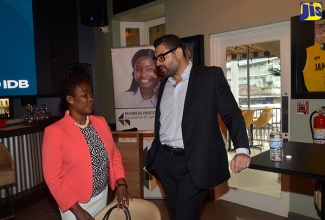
[102,204,131,220]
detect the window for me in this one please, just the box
[120,18,165,46]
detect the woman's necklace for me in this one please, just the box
[74,116,89,129]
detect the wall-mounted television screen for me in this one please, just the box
[0,0,37,97]
[1,0,81,98]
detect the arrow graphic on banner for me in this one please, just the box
[118,113,131,126]
[143,147,160,191]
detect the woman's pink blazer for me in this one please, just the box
[42,111,125,211]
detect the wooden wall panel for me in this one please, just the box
[113,133,144,198]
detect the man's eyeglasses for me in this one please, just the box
[153,47,178,63]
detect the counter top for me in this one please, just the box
[112,130,154,134]
[0,117,61,138]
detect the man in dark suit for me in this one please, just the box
[146,34,251,220]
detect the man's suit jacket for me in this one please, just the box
[42,111,125,211]
[146,65,249,189]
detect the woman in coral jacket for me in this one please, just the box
[42,76,131,220]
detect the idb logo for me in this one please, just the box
[300,2,322,21]
[0,80,29,89]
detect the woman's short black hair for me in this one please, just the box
[59,76,90,100]
[59,76,90,113]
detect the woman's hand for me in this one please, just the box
[115,179,132,210]
[69,202,95,220]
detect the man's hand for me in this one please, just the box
[230,153,251,174]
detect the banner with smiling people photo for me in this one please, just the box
[111,46,161,131]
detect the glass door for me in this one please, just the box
[210,21,290,217]
[226,41,282,197]
[226,42,281,152]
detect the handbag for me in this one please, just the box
[102,204,131,220]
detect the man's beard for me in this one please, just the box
[163,68,176,78]
[160,60,179,78]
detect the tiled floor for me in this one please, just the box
[3,142,286,220]
[10,194,287,220]
[227,142,282,198]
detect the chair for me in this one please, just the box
[243,109,256,143]
[226,110,255,152]
[217,113,228,149]
[0,143,16,220]
[94,198,161,220]
[243,110,256,128]
[251,107,273,151]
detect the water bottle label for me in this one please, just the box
[270,140,282,149]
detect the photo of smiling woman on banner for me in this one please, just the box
[112,46,162,131]
[115,48,160,108]
[111,46,165,198]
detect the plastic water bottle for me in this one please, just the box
[269,127,283,161]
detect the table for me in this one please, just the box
[249,141,325,219]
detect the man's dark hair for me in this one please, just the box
[153,34,185,57]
